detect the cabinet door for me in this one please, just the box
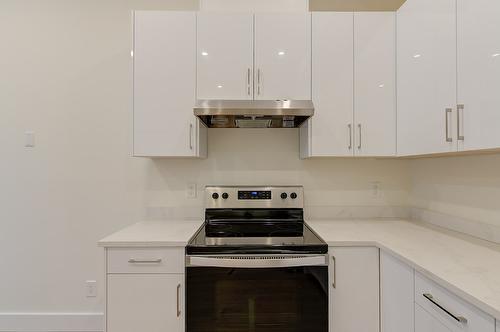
[397,0,457,156]
[329,247,379,332]
[107,274,184,332]
[380,251,414,332]
[457,0,500,151]
[254,13,311,100]
[301,12,354,158]
[354,12,396,156]
[133,11,206,157]
[197,13,254,100]
[415,304,453,332]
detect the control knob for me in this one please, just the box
[212,193,219,199]
[280,192,288,199]
[222,192,229,199]
[290,192,298,199]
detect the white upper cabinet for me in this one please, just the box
[301,12,354,157]
[197,13,254,100]
[457,0,500,151]
[397,0,457,156]
[354,12,396,156]
[133,11,207,157]
[254,13,311,100]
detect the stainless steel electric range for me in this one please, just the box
[186,186,328,332]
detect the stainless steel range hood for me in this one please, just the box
[194,100,314,128]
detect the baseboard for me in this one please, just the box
[0,313,103,332]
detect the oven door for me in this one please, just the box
[186,255,328,332]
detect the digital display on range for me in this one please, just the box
[238,190,272,200]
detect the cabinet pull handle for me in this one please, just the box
[176,284,181,317]
[189,123,193,150]
[348,124,352,150]
[257,69,261,96]
[457,104,464,141]
[357,124,362,150]
[445,108,453,142]
[128,259,162,264]
[423,293,467,324]
[247,68,251,96]
[331,255,336,289]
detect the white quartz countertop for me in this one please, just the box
[98,220,203,247]
[98,218,500,320]
[307,219,500,320]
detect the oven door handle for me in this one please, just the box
[187,255,328,268]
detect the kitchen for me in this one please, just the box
[1,0,500,332]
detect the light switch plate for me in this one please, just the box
[187,183,197,199]
[85,280,97,297]
[24,131,35,147]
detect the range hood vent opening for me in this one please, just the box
[194,100,314,128]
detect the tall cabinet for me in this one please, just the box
[301,12,396,158]
[196,12,311,101]
[133,11,207,157]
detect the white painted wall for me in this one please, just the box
[0,1,410,329]
[410,154,500,244]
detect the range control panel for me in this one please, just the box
[205,186,303,209]
[238,190,272,200]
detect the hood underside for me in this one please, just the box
[194,100,314,128]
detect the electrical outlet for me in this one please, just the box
[86,280,97,297]
[24,131,35,147]
[370,181,381,197]
[187,183,197,199]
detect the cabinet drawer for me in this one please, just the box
[107,247,184,274]
[415,272,494,332]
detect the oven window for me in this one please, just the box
[187,267,328,332]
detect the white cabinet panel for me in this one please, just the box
[380,251,414,332]
[107,247,184,274]
[107,274,184,332]
[133,11,206,157]
[397,0,457,156]
[354,12,396,156]
[302,12,353,157]
[329,247,379,332]
[197,13,254,100]
[254,13,311,100]
[415,303,453,332]
[457,0,500,151]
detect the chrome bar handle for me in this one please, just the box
[445,108,453,142]
[348,124,352,150]
[457,104,464,141]
[357,124,362,150]
[257,69,261,96]
[247,68,251,96]
[331,255,336,289]
[188,255,327,268]
[128,259,162,264]
[189,123,193,150]
[423,293,467,324]
[176,284,181,317]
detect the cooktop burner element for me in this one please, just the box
[186,186,327,255]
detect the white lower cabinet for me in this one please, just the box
[105,247,185,332]
[415,303,453,332]
[380,251,414,332]
[107,274,184,332]
[329,246,379,332]
[415,272,495,332]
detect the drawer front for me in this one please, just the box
[107,247,184,274]
[415,272,495,332]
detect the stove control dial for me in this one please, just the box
[280,192,288,199]
[212,193,219,199]
[290,192,298,199]
[222,192,229,200]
